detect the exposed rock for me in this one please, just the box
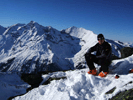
[121,47,133,58]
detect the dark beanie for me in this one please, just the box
[97,34,105,40]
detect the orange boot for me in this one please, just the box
[98,71,108,77]
[88,69,97,75]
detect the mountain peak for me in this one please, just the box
[30,20,35,23]
[26,21,45,30]
[71,26,78,29]
[0,25,5,28]
[27,21,37,25]
[64,26,96,39]
[28,21,37,25]
[0,25,7,34]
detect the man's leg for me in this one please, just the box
[85,54,98,75]
[98,59,111,72]
[98,59,111,77]
[85,54,97,70]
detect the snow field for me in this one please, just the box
[13,71,133,100]
[13,55,133,100]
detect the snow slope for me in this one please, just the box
[0,21,81,73]
[0,72,29,100]
[13,54,133,100]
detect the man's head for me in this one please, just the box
[97,34,105,45]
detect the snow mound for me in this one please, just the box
[13,55,133,100]
[110,54,133,75]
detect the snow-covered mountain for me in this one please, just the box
[0,21,132,74]
[0,21,133,100]
[0,21,82,73]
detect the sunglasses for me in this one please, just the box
[98,38,104,41]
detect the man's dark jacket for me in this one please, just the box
[86,41,112,61]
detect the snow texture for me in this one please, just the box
[13,55,133,100]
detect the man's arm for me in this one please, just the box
[85,44,98,55]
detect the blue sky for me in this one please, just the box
[0,0,133,43]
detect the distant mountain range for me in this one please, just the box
[0,21,132,74]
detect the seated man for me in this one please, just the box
[85,34,112,77]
